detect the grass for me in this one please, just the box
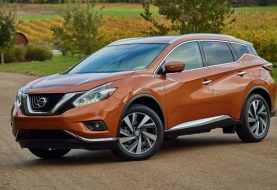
[234,5,277,12]
[0,56,80,76]
[18,4,277,21]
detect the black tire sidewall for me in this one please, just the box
[114,104,164,160]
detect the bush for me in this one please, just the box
[52,2,103,56]
[4,46,25,63]
[25,45,53,61]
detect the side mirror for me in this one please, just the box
[163,61,185,74]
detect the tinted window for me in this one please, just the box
[165,42,203,70]
[231,43,249,59]
[247,44,258,56]
[68,43,167,73]
[202,41,234,66]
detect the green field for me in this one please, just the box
[0,56,80,76]
[18,4,277,21]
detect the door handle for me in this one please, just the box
[202,80,212,85]
[237,71,247,76]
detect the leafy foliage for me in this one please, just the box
[140,1,169,35]
[25,45,53,61]
[52,1,103,56]
[141,0,234,35]
[3,46,25,63]
[0,1,17,64]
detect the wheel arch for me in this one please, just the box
[120,94,165,129]
[241,86,272,120]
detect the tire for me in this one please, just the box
[113,104,164,161]
[236,94,270,142]
[28,148,71,159]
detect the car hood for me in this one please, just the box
[25,71,134,94]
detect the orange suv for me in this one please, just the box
[11,34,276,160]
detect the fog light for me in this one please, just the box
[84,121,107,131]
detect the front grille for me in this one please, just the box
[17,130,74,141]
[29,94,65,112]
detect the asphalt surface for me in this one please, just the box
[0,72,277,190]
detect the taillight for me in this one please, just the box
[263,63,273,71]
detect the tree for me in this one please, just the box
[140,1,169,35]
[141,0,234,35]
[52,0,103,56]
[0,1,16,64]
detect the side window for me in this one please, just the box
[230,43,250,59]
[165,41,203,70]
[202,41,234,66]
[247,44,258,56]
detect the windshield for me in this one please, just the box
[67,43,167,73]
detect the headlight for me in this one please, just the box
[15,90,23,107]
[73,82,116,107]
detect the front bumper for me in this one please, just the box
[16,130,118,150]
[11,95,125,145]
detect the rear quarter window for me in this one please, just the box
[247,44,258,56]
[230,43,250,60]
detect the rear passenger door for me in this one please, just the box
[200,41,250,121]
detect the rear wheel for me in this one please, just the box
[28,148,71,159]
[113,105,164,160]
[236,94,270,142]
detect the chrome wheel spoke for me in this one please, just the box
[248,99,269,137]
[124,116,134,133]
[137,115,151,129]
[141,122,156,129]
[259,111,268,117]
[128,140,138,152]
[248,110,255,119]
[136,136,142,154]
[250,121,259,132]
[120,129,131,137]
[120,136,136,144]
[255,121,260,135]
[119,112,157,155]
[252,100,259,114]
[143,133,152,148]
[131,113,137,126]
[258,105,266,115]
[142,131,157,142]
[259,117,267,131]
[248,116,256,123]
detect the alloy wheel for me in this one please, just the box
[247,99,269,137]
[119,112,158,155]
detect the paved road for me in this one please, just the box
[0,72,277,190]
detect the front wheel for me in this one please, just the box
[236,94,270,142]
[113,105,164,161]
[28,148,71,159]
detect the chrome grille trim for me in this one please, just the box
[21,93,76,115]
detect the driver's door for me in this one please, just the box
[163,41,215,129]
